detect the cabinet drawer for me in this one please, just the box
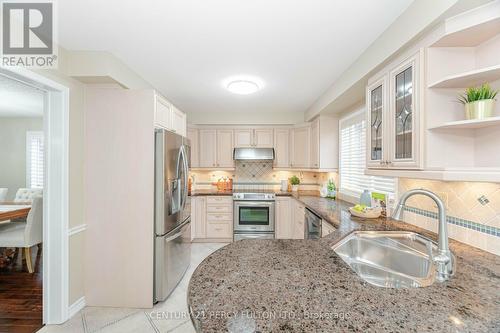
[207,213,233,222]
[207,196,232,204]
[206,223,232,238]
[206,205,232,213]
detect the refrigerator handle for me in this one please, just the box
[180,145,189,210]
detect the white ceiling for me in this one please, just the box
[0,75,44,117]
[58,0,413,114]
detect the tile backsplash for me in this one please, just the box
[190,162,337,192]
[399,178,500,255]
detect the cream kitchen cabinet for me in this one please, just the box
[366,50,424,170]
[254,129,274,147]
[292,199,305,239]
[275,197,292,239]
[154,94,172,130]
[171,105,187,137]
[192,196,233,241]
[192,196,207,240]
[234,129,253,147]
[199,129,217,168]
[234,128,273,148]
[273,128,290,168]
[290,125,310,169]
[309,115,339,170]
[216,129,234,168]
[187,127,199,168]
[196,129,234,169]
[154,94,187,137]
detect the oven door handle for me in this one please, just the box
[234,201,274,207]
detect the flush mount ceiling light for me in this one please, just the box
[223,76,264,95]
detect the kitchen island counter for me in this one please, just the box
[188,196,500,332]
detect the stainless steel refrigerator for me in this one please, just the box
[154,129,191,303]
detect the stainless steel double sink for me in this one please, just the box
[332,231,455,288]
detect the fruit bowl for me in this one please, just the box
[349,206,382,219]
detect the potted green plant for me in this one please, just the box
[289,175,300,192]
[326,179,336,199]
[458,83,498,120]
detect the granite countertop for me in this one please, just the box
[189,189,233,196]
[188,195,500,332]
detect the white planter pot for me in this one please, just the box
[465,99,495,120]
[291,185,299,192]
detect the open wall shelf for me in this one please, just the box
[428,64,500,89]
[428,116,500,130]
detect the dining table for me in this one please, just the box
[0,202,32,222]
[0,202,32,268]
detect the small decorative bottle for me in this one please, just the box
[360,190,372,207]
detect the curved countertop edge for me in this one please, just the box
[187,194,500,332]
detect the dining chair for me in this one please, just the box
[0,188,7,202]
[0,196,43,273]
[13,188,42,203]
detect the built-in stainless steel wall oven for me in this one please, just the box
[233,192,275,240]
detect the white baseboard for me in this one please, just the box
[68,296,85,318]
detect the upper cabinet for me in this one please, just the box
[234,129,253,147]
[171,105,187,137]
[366,50,424,170]
[309,115,338,171]
[290,125,310,168]
[154,94,172,130]
[365,2,500,182]
[310,119,320,168]
[190,120,339,171]
[198,129,217,168]
[216,129,234,168]
[187,127,199,168]
[154,93,187,137]
[273,128,290,168]
[254,129,274,147]
[389,52,423,169]
[192,128,234,169]
[234,128,274,148]
[366,76,387,168]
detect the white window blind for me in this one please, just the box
[339,112,395,198]
[27,131,44,189]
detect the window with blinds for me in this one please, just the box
[26,131,44,189]
[339,111,395,198]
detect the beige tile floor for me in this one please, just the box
[38,243,227,333]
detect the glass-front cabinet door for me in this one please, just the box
[366,76,387,168]
[388,50,423,169]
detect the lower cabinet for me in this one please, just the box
[275,197,305,240]
[191,196,233,241]
[292,199,305,239]
[275,197,292,239]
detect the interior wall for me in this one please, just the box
[0,117,43,200]
[34,46,87,306]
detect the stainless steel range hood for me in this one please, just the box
[233,148,275,160]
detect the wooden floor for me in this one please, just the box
[0,247,43,333]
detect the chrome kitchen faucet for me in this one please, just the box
[392,189,454,282]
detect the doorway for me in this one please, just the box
[0,73,45,332]
[0,67,70,328]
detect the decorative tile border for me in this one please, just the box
[404,206,500,237]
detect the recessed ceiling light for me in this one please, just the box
[222,76,264,95]
[226,80,260,95]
